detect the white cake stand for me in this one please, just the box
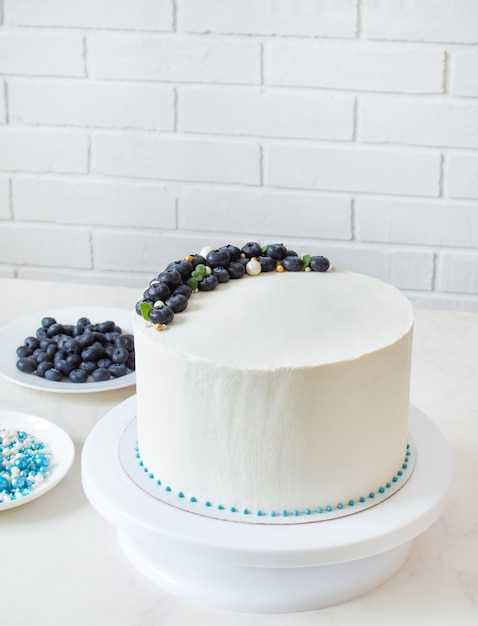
[81,397,452,614]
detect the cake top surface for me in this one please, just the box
[135,269,413,370]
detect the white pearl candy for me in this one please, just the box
[246,259,262,276]
[199,246,215,259]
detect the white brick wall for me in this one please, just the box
[1,0,478,310]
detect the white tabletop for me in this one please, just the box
[0,278,476,625]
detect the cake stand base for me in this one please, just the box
[81,397,452,614]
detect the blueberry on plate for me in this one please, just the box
[36,361,54,378]
[109,363,128,378]
[80,360,97,375]
[112,346,129,364]
[92,368,111,382]
[16,357,37,374]
[69,369,88,383]
[41,317,57,328]
[44,368,63,382]
[114,333,134,351]
[16,346,32,358]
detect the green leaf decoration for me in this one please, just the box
[302,254,311,269]
[187,277,198,290]
[195,264,207,277]
[261,244,269,254]
[139,301,152,321]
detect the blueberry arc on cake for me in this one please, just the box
[133,242,414,519]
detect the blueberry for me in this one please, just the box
[55,334,72,350]
[126,353,135,370]
[148,305,175,325]
[47,323,65,338]
[24,336,40,350]
[112,346,129,364]
[97,358,112,369]
[282,255,303,272]
[35,327,48,339]
[198,274,219,291]
[92,368,111,382]
[109,363,128,378]
[33,349,49,364]
[206,249,230,269]
[69,369,88,383]
[41,317,56,328]
[158,269,183,290]
[104,344,116,359]
[97,320,116,333]
[238,257,250,268]
[54,359,75,376]
[63,338,80,354]
[77,317,90,326]
[189,254,207,268]
[63,325,74,337]
[44,368,63,382]
[66,354,82,368]
[115,334,134,351]
[165,293,189,313]
[174,284,193,300]
[266,243,288,260]
[309,256,330,272]
[226,261,245,279]
[258,255,276,272]
[212,267,230,284]
[16,346,32,358]
[105,330,121,343]
[241,242,262,258]
[146,282,170,302]
[80,360,97,374]
[77,331,95,349]
[166,260,194,280]
[72,325,85,337]
[218,245,242,262]
[81,345,104,362]
[37,361,54,377]
[45,343,58,358]
[16,357,37,374]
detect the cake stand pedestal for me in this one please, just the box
[81,397,452,614]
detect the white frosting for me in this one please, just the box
[134,269,414,515]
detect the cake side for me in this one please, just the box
[134,259,413,516]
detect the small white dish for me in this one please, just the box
[0,410,75,510]
[0,306,135,393]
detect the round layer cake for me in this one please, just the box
[134,255,414,518]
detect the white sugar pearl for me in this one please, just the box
[200,246,214,259]
[246,259,261,276]
[153,300,165,308]
[205,266,212,276]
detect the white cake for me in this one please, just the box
[134,248,414,519]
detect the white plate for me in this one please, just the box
[0,306,136,393]
[0,410,75,510]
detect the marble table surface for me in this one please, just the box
[0,277,476,625]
